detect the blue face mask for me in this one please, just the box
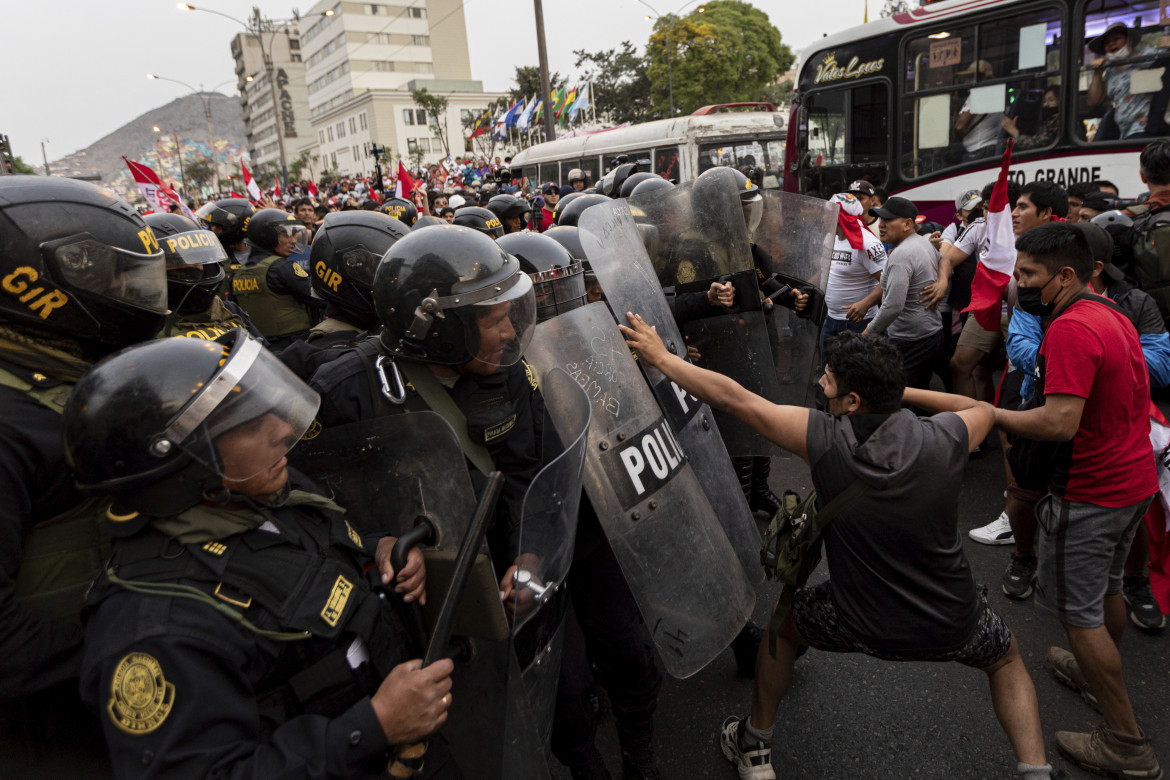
[1017,272,1059,318]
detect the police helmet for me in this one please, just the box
[486,194,532,233]
[553,192,586,224]
[413,215,446,228]
[145,212,229,315]
[0,175,168,349]
[63,329,319,517]
[379,197,419,227]
[543,226,587,261]
[697,166,763,235]
[452,206,505,239]
[194,198,254,248]
[497,231,577,276]
[498,232,586,322]
[629,176,676,199]
[555,193,612,228]
[1091,209,1134,231]
[309,211,410,326]
[600,163,641,198]
[373,225,536,369]
[567,168,586,185]
[247,208,310,255]
[619,172,660,199]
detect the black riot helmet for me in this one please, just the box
[618,172,659,199]
[498,232,586,322]
[599,162,640,198]
[247,208,310,256]
[372,224,536,369]
[630,176,675,199]
[543,226,586,261]
[145,212,229,315]
[555,193,612,228]
[63,329,320,517]
[486,194,532,233]
[414,215,446,228]
[697,166,763,236]
[380,197,419,227]
[0,175,169,350]
[194,198,254,249]
[309,211,411,327]
[566,168,587,187]
[553,192,586,224]
[452,206,505,239]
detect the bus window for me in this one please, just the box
[604,150,651,172]
[655,146,681,180]
[1079,0,1170,142]
[538,162,559,186]
[900,8,1062,179]
[799,84,889,198]
[580,157,601,187]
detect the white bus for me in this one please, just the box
[509,103,788,188]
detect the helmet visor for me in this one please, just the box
[275,223,311,255]
[160,229,229,269]
[339,245,381,287]
[168,335,321,483]
[467,271,535,369]
[44,233,168,314]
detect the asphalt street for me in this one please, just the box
[556,445,1169,779]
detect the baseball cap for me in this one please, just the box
[847,180,876,197]
[1080,192,1118,213]
[955,189,983,212]
[870,196,918,221]
[542,182,559,195]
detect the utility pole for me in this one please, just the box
[533,0,556,143]
[251,6,290,192]
[40,139,50,176]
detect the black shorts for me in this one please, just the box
[791,581,1013,669]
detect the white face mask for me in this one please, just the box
[1105,45,1131,61]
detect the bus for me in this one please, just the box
[785,0,1170,221]
[509,104,788,189]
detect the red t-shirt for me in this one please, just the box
[1040,296,1158,507]
[537,207,556,233]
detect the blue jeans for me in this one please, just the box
[820,316,871,367]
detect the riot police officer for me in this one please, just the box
[380,197,419,227]
[560,168,588,197]
[194,197,254,264]
[0,175,169,774]
[452,206,505,239]
[145,212,261,341]
[486,194,532,234]
[230,208,322,348]
[66,332,458,778]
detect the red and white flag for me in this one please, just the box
[273,178,281,202]
[963,142,1016,332]
[123,157,196,220]
[308,181,318,198]
[241,160,262,202]
[394,160,417,200]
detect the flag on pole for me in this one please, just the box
[395,159,417,199]
[559,85,579,120]
[518,95,536,130]
[241,160,262,202]
[308,181,318,198]
[504,99,523,128]
[569,83,590,122]
[963,141,1017,332]
[273,178,281,202]
[123,156,196,220]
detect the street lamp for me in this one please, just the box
[152,125,186,188]
[638,0,705,118]
[148,73,236,194]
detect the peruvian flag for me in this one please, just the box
[963,141,1016,332]
[308,181,318,198]
[123,157,196,220]
[241,160,262,202]
[273,178,281,202]
[394,160,417,199]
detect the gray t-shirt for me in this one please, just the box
[869,232,945,340]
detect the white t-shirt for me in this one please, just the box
[940,221,962,247]
[958,97,1003,153]
[953,218,1009,316]
[825,230,888,321]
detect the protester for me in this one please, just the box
[821,193,887,358]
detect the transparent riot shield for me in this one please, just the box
[525,302,756,679]
[577,200,762,582]
[502,368,591,778]
[752,189,838,408]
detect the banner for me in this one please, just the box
[122,156,196,220]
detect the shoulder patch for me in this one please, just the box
[523,359,538,391]
[107,652,176,735]
[301,418,322,441]
[345,520,364,549]
[677,260,696,284]
[292,263,309,278]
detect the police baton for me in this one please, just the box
[388,471,505,778]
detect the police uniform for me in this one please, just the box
[80,475,458,779]
[158,297,262,342]
[276,311,370,381]
[229,253,321,348]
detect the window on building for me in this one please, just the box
[373,61,397,72]
[331,152,338,168]
[416,109,427,124]
[319,129,325,143]
[349,117,357,133]
[409,7,426,18]
[415,63,434,73]
[369,32,392,45]
[360,112,368,130]
[407,138,419,153]
[404,109,415,125]
[460,109,474,123]
[291,54,301,62]
[353,145,360,160]
[368,4,387,14]
[289,39,300,50]
[327,126,334,141]
[412,35,430,46]
[337,121,346,139]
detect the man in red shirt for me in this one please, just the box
[996,224,1159,777]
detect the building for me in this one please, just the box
[231,20,315,179]
[301,0,507,177]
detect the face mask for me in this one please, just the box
[1105,45,1131,61]
[1017,272,1060,318]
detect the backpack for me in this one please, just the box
[759,478,867,655]
[1128,204,1170,321]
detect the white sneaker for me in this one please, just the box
[969,512,1014,545]
[720,716,775,780]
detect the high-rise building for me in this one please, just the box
[301,0,507,177]
[231,21,315,180]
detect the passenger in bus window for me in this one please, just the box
[954,59,1004,162]
[1087,22,1158,140]
[1002,86,1061,150]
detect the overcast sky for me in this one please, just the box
[2,0,874,163]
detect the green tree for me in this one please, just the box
[412,88,453,159]
[12,156,37,175]
[184,158,216,191]
[646,0,794,117]
[758,78,794,108]
[507,65,567,104]
[573,41,653,124]
[289,149,320,182]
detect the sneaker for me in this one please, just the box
[1045,646,1100,713]
[1056,722,1162,779]
[969,512,1015,545]
[1123,575,1166,631]
[621,749,661,780]
[719,716,775,780]
[1002,553,1038,599]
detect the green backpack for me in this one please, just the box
[1129,205,1170,321]
[759,478,867,655]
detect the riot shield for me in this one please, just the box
[502,368,591,779]
[752,189,838,408]
[525,302,756,679]
[577,200,761,583]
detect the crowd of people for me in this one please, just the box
[2,133,1168,780]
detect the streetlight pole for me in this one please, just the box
[148,74,236,194]
[532,0,557,143]
[40,139,50,176]
[637,0,704,118]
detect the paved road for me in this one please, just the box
[557,446,1169,779]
